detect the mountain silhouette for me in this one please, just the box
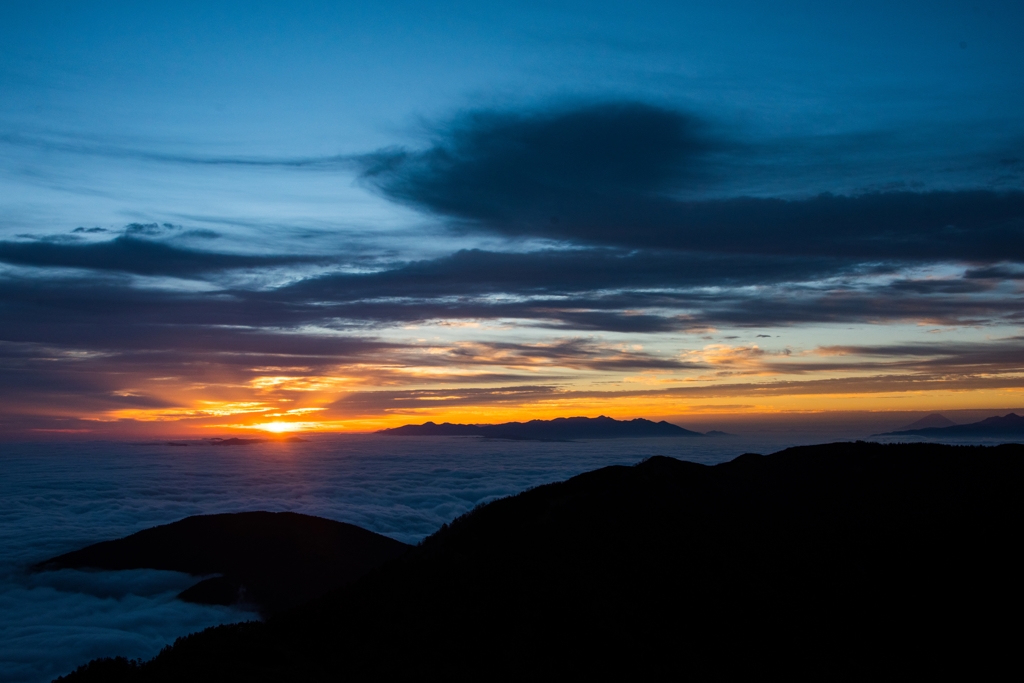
[378,415,702,439]
[36,511,409,614]
[895,412,956,431]
[877,412,1024,437]
[56,442,1024,681]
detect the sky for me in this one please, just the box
[1,0,1023,437]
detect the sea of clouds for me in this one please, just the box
[0,431,955,682]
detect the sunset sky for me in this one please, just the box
[2,1,1023,437]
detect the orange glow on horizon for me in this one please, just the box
[7,347,1024,438]
[181,384,1024,435]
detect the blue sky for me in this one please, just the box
[1,1,1023,436]
[3,1,1022,234]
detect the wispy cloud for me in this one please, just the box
[0,132,358,169]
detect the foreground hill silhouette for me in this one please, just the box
[877,411,1024,437]
[58,442,1024,680]
[36,512,409,614]
[378,415,702,439]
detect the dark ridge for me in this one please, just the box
[377,415,702,439]
[876,411,1024,437]
[55,441,1024,680]
[35,511,410,615]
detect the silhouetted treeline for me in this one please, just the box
[57,442,1024,681]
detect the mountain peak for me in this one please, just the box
[898,413,956,431]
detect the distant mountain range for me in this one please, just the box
[377,415,704,440]
[877,412,1024,438]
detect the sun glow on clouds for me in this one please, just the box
[16,324,1024,438]
[249,375,352,392]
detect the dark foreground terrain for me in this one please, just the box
[58,442,1024,680]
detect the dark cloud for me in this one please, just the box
[440,338,698,371]
[691,286,1024,328]
[363,102,1024,262]
[712,338,1024,378]
[964,263,1024,279]
[282,297,693,333]
[361,102,715,212]
[275,279,1024,332]
[0,234,318,276]
[282,248,863,299]
[814,338,1024,367]
[0,275,409,375]
[886,277,995,294]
